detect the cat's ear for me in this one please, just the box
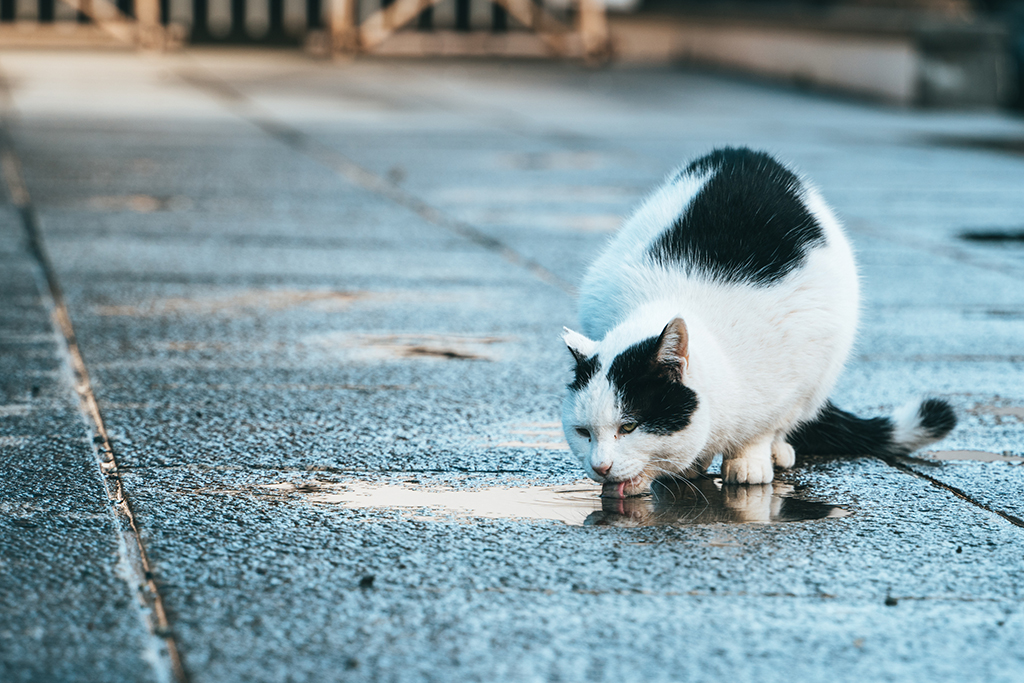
[562,327,597,364]
[655,318,689,377]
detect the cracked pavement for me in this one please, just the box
[2,49,1024,682]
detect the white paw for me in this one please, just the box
[771,441,796,469]
[721,484,773,522]
[722,458,774,485]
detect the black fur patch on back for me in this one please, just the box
[652,147,826,285]
[569,355,600,392]
[606,336,698,435]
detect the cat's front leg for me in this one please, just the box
[680,456,711,479]
[721,483,774,522]
[770,435,796,469]
[722,435,774,484]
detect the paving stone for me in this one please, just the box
[0,206,162,683]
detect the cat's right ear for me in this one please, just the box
[655,317,690,378]
[562,327,597,364]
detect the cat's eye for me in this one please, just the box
[619,422,638,435]
[575,427,592,440]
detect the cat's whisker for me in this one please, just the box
[675,472,710,510]
[646,459,711,509]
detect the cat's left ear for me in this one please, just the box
[655,317,689,378]
[562,327,597,364]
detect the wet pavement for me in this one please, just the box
[209,476,848,527]
[2,50,1024,682]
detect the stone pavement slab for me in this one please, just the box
[2,50,1024,682]
[0,206,163,682]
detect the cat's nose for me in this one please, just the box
[593,462,612,477]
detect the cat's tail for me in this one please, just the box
[788,398,956,458]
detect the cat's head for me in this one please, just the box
[561,318,710,497]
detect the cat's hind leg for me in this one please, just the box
[771,435,796,469]
[722,434,774,484]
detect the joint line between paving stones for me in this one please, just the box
[884,457,1024,529]
[118,463,536,474]
[0,127,190,683]
[175,68,576,296]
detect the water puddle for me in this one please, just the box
[973,405,1024,422]
[87,194,193,213]
[500,151,609,171]
[433,185,639,204]
[960,230,1024,243]
[927,134,1024,157]
[303,333,506,361]
[96,289,368,317]
[256,477,849,527]
[921,450,1024,464]
[458,208,622,233]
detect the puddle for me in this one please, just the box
[96,289,368,317]
[459,208,622,233]
[253,478,849,527]
[304,333,506,361]
[972,405,1024,423]
[88,194,193,213]
[500,151,608,171]
[0,404,32,417]
[928,135,1024,157]
[960,230,1024,243]
[974,310,1024,320]
[434,185,639,204]
[858,353,1024,363]
[920,450,1024,464]
[585,479,850,527]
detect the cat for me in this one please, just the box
[561,147,956,499]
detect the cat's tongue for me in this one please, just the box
[601,481,628,499]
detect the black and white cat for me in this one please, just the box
[562,148,955,499]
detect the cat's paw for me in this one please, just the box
[722,458,774,485]
[771,441,796,469]
[721,483,773,522]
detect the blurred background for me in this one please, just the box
[1,0,1023,110]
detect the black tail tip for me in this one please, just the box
[918,398,957,439]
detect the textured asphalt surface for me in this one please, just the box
[2,50,1024,682]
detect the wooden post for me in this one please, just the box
[501,0,533,31]
[77,0,92,24]
[56,0,138,44]
[135,0,162,47]
[577,0,608,62]
[329,0,358,53]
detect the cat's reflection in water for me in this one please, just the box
[584,476,849,527]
